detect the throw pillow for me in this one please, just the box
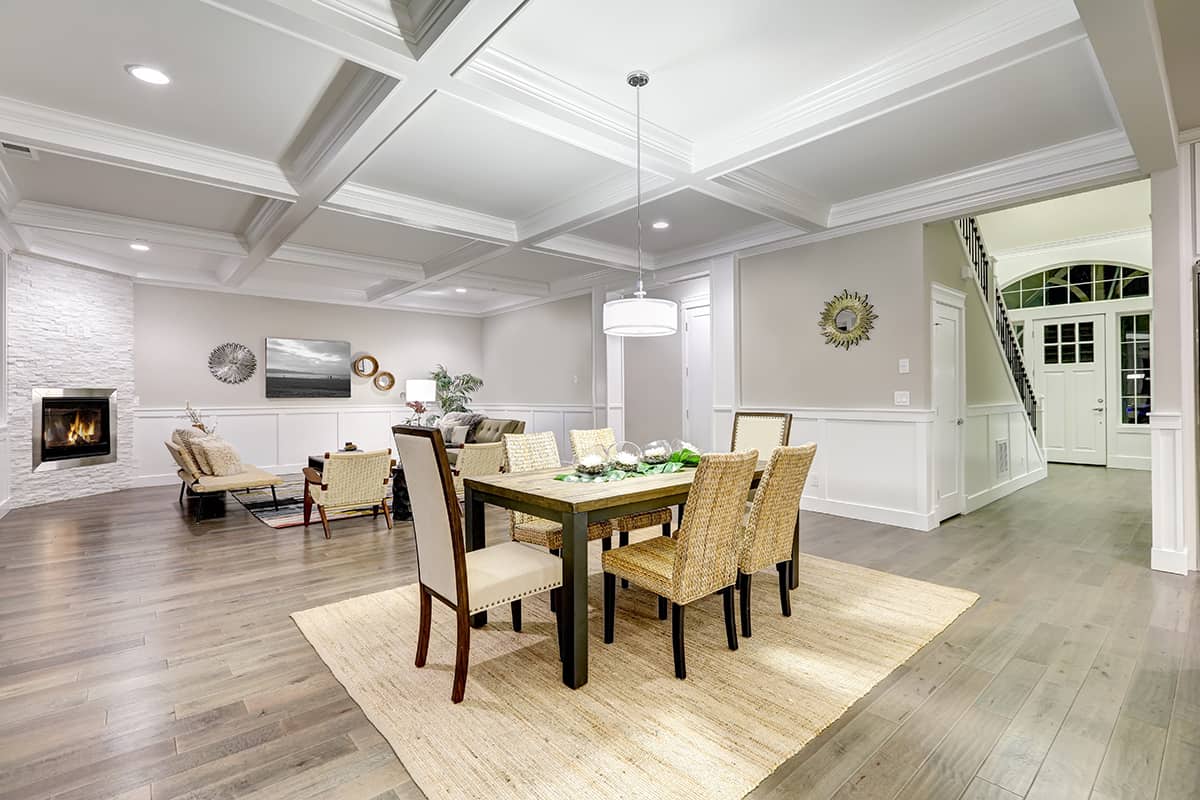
[195,437,243,477]
[173,428,212,474]
[169,432,203,476]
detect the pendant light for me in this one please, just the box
[602,70,678,337]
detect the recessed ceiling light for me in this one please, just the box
[455,287,468,293]
[129,241,150,252]
[652,220,670,230]
[125,65,171,85]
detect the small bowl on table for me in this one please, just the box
[641,440,671,465]
[611,441,643,472]
[574,446,611,476]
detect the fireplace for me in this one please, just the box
[32,388,118,471]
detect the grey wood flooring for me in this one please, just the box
[0,464,1194,799]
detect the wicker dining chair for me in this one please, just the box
[730,411,793,455]
[601,450,759,679]
[737,443,817,637]
[452,441,505,498]
[394,425,564,704]
[302,449,394,539]
[568,428,674,587]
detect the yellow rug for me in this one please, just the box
[292,553,977,800]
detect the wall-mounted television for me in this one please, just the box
[265,337,351,398]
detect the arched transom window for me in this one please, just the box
[1001,264,1149,309]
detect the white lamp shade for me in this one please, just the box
[602,297,678,337]
[405,379,437,402]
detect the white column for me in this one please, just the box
[591,287,624,441]
[709,254,738,451]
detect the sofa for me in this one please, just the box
[444,417,526,465]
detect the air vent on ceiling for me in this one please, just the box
[0,142,38,160]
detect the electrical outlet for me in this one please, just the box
[898,358,910,374]
[894,390,910,406]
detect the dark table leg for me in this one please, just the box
[561,510,589,688]
[790,515,800,590]
[465,487,488,628]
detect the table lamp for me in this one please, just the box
[404,379,437,423]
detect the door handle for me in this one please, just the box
[1091,407,1103,412]
[956,418,964,425]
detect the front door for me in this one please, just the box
[933,297,965,520]
[1035,315,1106,465]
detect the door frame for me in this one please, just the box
[680,296,712,450]
[931,283,967,521]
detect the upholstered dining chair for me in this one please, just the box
[302,449,394,539]
[452,441,505,498]
[502,431,614,553]
[730,411,793,456]
[601,450,759,679]
[737,443,817,637]
[568,427,674,586]
[393,425,564,704]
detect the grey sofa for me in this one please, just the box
[445,418,526,465]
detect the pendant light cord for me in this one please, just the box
[635,82,644,296]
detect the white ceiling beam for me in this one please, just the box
[367,240,510,301]
[693,173,828,231]
[516,173,677,243]
[454,272,549,297]
[0,96,295,199]
[8,201,246,256]
[271,241,424,280]
[0,210,26,252]
[1073,0,1178,171]
[528,235,642,271]
[326,182,517,241]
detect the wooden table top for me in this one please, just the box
[463,463,765,514]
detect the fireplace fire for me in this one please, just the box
[32,388,117,471]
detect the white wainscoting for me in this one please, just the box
[0,424,10,519]
[133,403,596,486]
[741,406,938,531]
[964,403,1047,513]
[1149,412,1188,574]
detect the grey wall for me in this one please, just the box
[739,223,930,408]
[134,285,483,407]
[477,294,592,405]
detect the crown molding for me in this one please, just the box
[517,172,676,243]
[698,172,827,231]
[451,271,549,297]
[459,49,692,173]
[0,209,26,252]
[1179,127,1200,146]
[286,67,400,187]
[367,240,509,301]
[0,158,18,212]
[0,96,295,199]
[271,241,424,280]
[530,234,644,271]
[327,182,517,242]
[9,201,246,256]
[406,0,470,57]
[652,221,798,270]
[694,0,1084,174]
[989,225,1151,260]
[242,198,294,249]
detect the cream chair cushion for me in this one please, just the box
[464,541,563,614]
[194,437,243,477]
[178,467,282,492]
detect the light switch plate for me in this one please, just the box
[898,358,910,374]
[894,390,910,406]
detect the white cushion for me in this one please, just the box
[195,437,243,476]
[465,542,563,614]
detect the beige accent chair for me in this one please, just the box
[569,427,674,588]
[452,441,505,498]
[602,450,759,679]
[394,425,564,704]
[730,411,793,455]
[165,440,282,522]
[302,449,395,539]
[737,444,817,637]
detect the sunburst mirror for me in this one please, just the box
[208,342,257,384]
[818,290,877,350]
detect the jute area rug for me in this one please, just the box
[292,551,977,800]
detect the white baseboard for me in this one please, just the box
[1151,546,1189,575]
[1106,454,1151,471]
[801,496,939,532]
[965,466,1047,513]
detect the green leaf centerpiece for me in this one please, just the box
[556,448,699,482]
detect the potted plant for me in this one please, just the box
[430,364,483,414]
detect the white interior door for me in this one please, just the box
[933,299,965,520]
[1035,315,1106,465]
[683,305,713,452]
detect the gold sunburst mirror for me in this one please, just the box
[818,290,877,350]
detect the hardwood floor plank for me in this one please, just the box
[960,776,1022,799]
[1091,714,1167,800]
[893,705,1009,800]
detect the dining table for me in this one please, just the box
[462,461,799,689]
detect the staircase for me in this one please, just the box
[954,216,1039,434]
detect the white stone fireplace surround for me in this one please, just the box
[7,257,135,507]
[32,387,118,472]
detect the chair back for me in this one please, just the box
[568,427,616,461]
[455,441,506,479]
[392,426,466,606]
[673,450,759,604]
[319,449,393,508]
[739,444,817,573]
[731,411,792,455]
[502,431,561,529]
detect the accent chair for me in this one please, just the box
[393,425,564,703]
[302,449,394,539]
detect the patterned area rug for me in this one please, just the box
[233,475,383,529]
[292,550,978,800]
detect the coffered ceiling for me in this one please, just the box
[0,0,1152,316]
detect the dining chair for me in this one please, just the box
[502,431,614,553]
[601,450,759,679]
[568,428,674,587]
[452,441,505,498]
[393,425,565,704]
[736,443,817,637]
[302,449,394,539]
[730,411,793,455]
